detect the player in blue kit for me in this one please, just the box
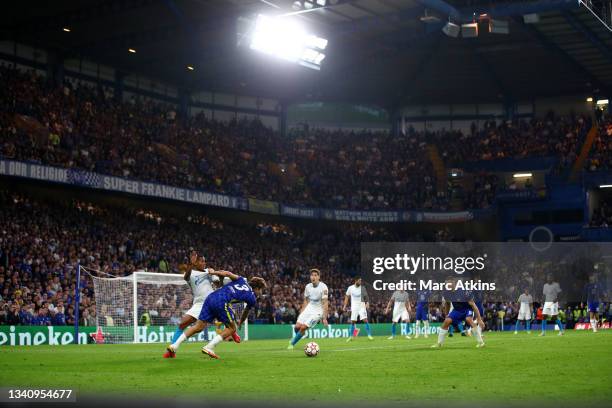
[414,289,431,338]
[432,280,485,348]
[164,250,229,358]
[584,275,606,333]
[178,270,267,359]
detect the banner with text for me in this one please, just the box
[248,198,280,215]
[0,159,493,223]
[0,323,443,345]
[0,159,247,210]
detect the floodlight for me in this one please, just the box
[248,14,328,70]
[305,34,328,50]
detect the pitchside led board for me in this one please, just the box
[361,242,611,305]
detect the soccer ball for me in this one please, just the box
[304,341,320,357]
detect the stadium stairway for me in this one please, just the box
[427,144,447,193]
[569,124,598,183]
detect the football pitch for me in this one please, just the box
[1,331,611,404]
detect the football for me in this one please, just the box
[304,342,320,357]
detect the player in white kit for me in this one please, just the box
[384,290,412,339]
[288,269,329,349]
[514,288,533,334]
[163,250,229,358]
[344,277,373,341]
[540,275,564,336]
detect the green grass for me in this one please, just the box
[0,331,610,404]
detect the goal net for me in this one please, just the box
[87,267,248,344]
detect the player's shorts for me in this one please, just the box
[542,302,559,316]
[448,308,473,324]
[199,297,235,325]
[392,307,409,323]
[415,303,429,321]
[186,301,204,319]
[297,304,323,327]
[350,307,367,321]
[517,309,532,320]
[588,301,600,313]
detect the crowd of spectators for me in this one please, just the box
[1,190,610,331]
[435,115,587,168]
[0,189,400,328]
[585,119,612,172]
[0,65,439,211]
[0,65,599,213]
[589,195,612,227]
[1,63,611,333]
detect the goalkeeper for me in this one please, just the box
[163,250,238,358]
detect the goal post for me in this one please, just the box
[132,272,138,343]
[130,271,192,344]
[89,268,248,344]
[73,263,81,344]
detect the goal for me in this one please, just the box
[87,267,248,344]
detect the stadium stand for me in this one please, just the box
[0,189,395,326]
[585,119,612,172]
[1,189,610,330]
[1,61,612,330]
[2,65,604,213]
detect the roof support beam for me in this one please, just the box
[412,0,581,23]
[332,0,581,39]
[461,0,580,20]
[346,2,405,29]
[514,16,610,95]
[331,7,425,38]
[413,0,462,21]
[562,10,612,66]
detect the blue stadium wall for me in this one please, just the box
[498,183,586,241]
[498,172,612,242]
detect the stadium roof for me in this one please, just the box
[3,0,612,107]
